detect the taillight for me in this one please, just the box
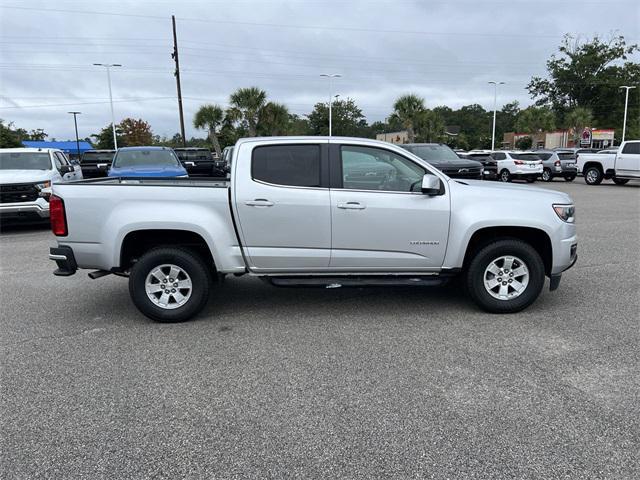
[514,160,524,165]
[50,194,68,236]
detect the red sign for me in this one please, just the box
[580,127,592,147]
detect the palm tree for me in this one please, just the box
[193,104,224,157]
[258,102,290,136]
[390,94,426,143]
[228,87,268,137]
[565,107,593,144]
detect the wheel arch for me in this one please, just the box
[119,229,216,273]
[462,226,552,276]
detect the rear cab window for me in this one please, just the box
[252,144,322,187]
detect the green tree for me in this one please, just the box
[307,98,368,137]
[389,94,426,142]
[527,34,640,138]
[91,124,122,149]
[515,136,533,150]
[515,106,556,133]
[416,109,445,143]
[258,102,290,136]
[193,104,224,156]
[0,120,23,148]
[227,87,268,137]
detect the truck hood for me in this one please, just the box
[108,165,188,177]
[0,170,53,184]
[450,178,573,203]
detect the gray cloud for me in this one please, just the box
[1,0,638,140]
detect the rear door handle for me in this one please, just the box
[245,199,274,207]
[337,201,366,210]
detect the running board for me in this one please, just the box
[267,275,447,288]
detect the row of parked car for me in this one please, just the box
[80,147,231,179]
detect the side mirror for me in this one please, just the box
[59,165,74,175]
[421,174,443,196]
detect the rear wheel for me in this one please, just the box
[613,177,629,185]
[129,247,211,322]
[466,239,545,313]
[541,168,553,182]
[500,169,511,182]
[584,166,603,185]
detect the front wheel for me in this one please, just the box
[129,247,211,322]
[541,168,553,182]
[613,177,629,185]
[499,169,511,182]
[466,239,545,313]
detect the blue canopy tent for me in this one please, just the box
[22,140,93,159]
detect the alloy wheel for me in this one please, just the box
[483,255,529,300]
[145,264,193,309]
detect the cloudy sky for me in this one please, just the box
[0,0,638,141]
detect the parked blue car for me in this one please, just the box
[108,146,188,178]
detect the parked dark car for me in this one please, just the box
[79,149,115,178]
[459,151,497,179]
[173,148,226,177]
[400,143,483,180]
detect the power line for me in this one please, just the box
[0,5,584,39]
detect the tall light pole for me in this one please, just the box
[320,73,341,136]
[619,85,636,143]
[68,111,81,160]
[93,63,122,149]
[489,81,505,151]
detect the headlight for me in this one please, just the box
[553,204,575,223]
[35,180,51,190]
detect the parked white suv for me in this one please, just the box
[0,148,82,220]
[490,151,543,182]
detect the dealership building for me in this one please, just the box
[502,128,615,150]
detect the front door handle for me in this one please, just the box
[337,201,366,210]
[245,199,274,207]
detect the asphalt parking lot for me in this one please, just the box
[1,180,639,479]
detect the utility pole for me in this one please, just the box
[619,85,636,143]
[172,15,186,147]
[320,73,341,136]
[93,63,121,149]
[68,111,81,160]
[488,81,505,151]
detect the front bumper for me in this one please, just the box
[549,240,577,290]
[49,246,77,276]
[0,199,50,218]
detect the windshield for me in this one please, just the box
[511,153,542,161]
[402,144,460,162]
[0,152,51,170]
[81,152,114,163]
[113,150,180,168]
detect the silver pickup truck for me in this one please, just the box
[49,136,578,322]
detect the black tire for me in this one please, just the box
[541,168,553,182]
[466,239,545,313]
[499,169,511,182]
[584,166,603,185]
[613,177,629,185]
[564,175,576,182]
[129,247,211,322]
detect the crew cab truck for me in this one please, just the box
[48,137,578,322]
[577,140,640,185]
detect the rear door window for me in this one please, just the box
[622,142,640,154]
[252,145,322,187]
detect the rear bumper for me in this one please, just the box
[0,200,50,218]
[49,246,77,276]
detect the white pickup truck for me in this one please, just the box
[577,140,640,185]
[48,137,578,322]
